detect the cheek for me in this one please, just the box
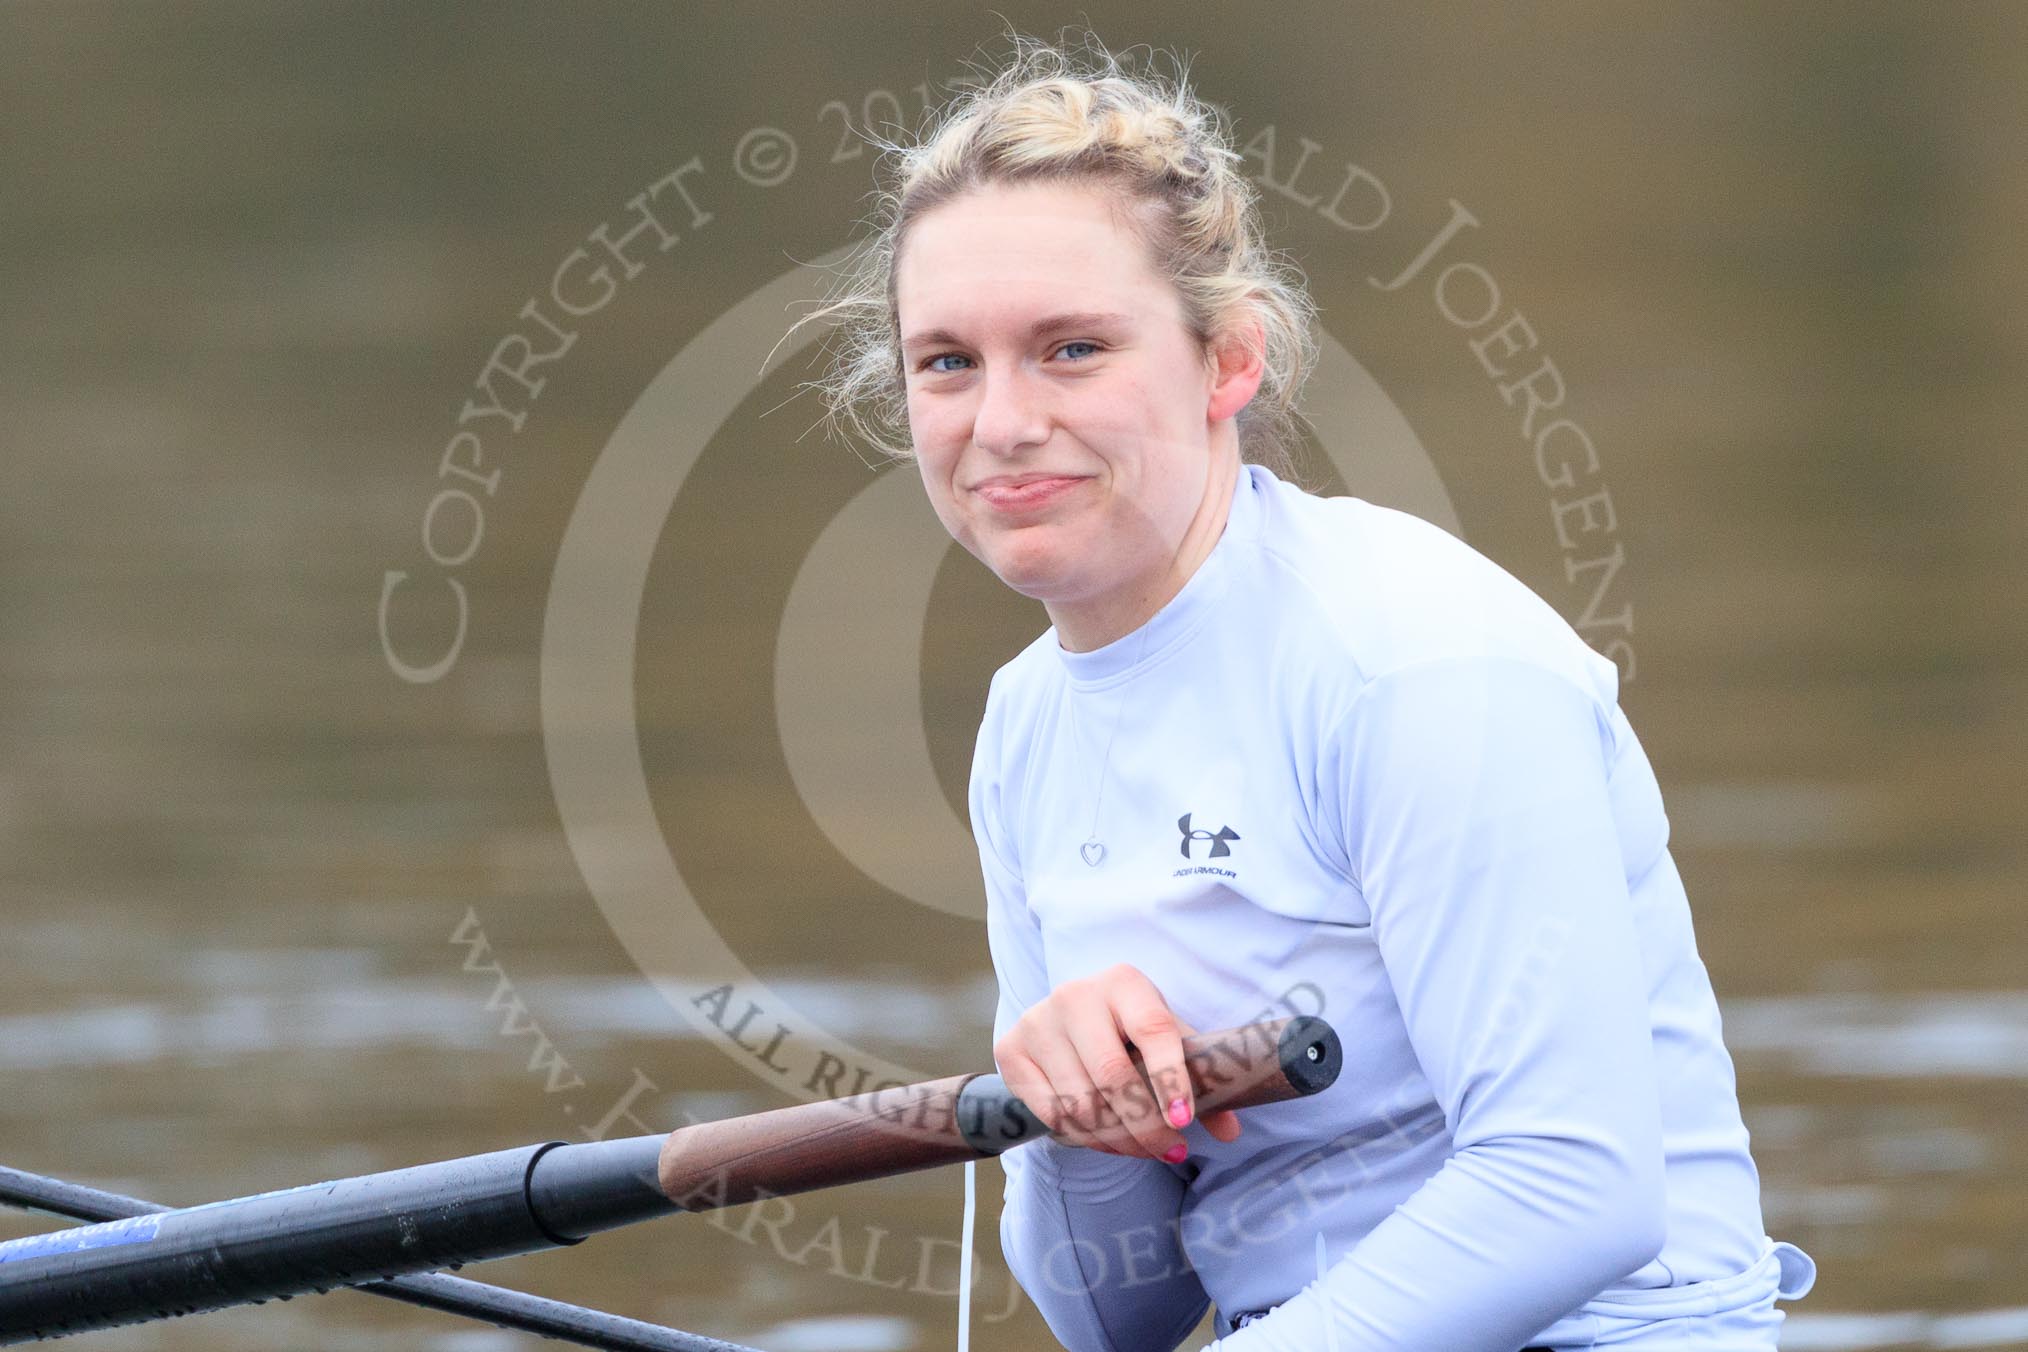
[907,400,961,466]
[1079,380,1167,462]
[912,447,972,544]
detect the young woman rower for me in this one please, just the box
[797,33,1814,1352]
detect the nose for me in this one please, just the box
[970,363,1050,457]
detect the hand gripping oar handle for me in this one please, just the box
[656,1015,1342,1208]
[0,1016,1339,1343]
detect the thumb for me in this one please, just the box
[1200,1108,1243,1143]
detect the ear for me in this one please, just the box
[1206,317,1267,424]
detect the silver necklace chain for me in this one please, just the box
[1076,620,1155,867]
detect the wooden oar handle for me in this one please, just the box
[657,1015,1340,1210]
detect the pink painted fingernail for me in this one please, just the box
[1162,1143,1189,1165]
[1167,1098,1191,1128]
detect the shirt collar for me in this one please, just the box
[1054,462,1267,689]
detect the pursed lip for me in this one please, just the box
[969,472,1089,489]
[968,472,1092,512]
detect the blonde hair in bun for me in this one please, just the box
[787,25,1319,478]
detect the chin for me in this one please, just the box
[985,558,1068,603]
[978,535,1079,603]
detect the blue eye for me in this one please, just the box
[918,341,1101,375]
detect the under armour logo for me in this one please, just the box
[1178,813,1240,859]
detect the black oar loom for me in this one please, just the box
[0,1016,1341,1344]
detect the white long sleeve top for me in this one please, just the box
[971,463,1792,1351]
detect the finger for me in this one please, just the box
[994,1046,1066,1134]
[999,1040,1105,1148]
[1020,1021,1118,1149]
[1044,981,1144,1149]
[1062,991,1181,1160]
[1066,1018,1178,1158]
[1159,1012,1245,1142]
[1111,979,1194,1137]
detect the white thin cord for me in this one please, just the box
[1317,1231,1338,1352]
[957,1159,977,1352]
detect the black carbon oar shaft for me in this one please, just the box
[0,1167,762,1352]
[0,1165,759,1352]
[0,1016,1341,1344]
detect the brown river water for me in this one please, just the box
[2,5,2023,1349]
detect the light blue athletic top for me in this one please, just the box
[970,464,1812,1350]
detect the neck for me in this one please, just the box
[1049,454,1243,654]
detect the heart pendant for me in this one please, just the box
[1080,840,1106,867]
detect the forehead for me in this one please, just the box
[894,181,1172,337]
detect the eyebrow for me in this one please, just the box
[899,311,1134,355]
